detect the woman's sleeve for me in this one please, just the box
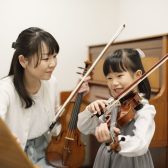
[0,83,10,119]
[77,108,100,135]
[118,104,156,157]
[49,75,59,113]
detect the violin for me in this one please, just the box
[95,91,143,152]
[46,61,91,168]
[117,91,143,127]
[106,91,143,152]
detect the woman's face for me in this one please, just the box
[106,70,140,97]
[24,42,57,81]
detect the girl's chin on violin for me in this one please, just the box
[111,88,124,96]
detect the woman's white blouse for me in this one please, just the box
[0,75,58,149]
[77,99,156,157]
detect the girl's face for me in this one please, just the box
[22,43,57,81]
[106,70,141,97]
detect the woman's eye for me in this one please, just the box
[41,57,49,61]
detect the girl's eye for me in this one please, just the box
[117,74,123,78]
[107,77,112,80]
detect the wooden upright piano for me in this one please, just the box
[61,34,168,168]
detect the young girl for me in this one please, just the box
[0,27,89,168]
[77,48,156,168]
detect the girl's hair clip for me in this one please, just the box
[136,48,145,58]
[12,42,16,49]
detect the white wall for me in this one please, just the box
[0,0,118,94]
[1,0,168,95]
[117,0,168,41]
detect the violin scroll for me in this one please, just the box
[110,136,125,152]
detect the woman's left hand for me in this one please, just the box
[12,133,21,145]
[78,76,91,94]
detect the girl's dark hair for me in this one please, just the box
[8,27,60,108]
[103,48,151,99]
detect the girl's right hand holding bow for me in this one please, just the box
[95,123,110,142]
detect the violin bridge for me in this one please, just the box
[65,137,74,141]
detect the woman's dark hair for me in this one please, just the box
[103,48,151,99]
[8,27,60,108]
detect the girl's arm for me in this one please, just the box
[77,99,107,135]
[118,103,156,157]
[77,108,100,135]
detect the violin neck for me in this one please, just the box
[68,93,84,130]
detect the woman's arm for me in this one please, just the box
[0,82,10,119]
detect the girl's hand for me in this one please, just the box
[95,123,110,142]
[86,99,108,114]
[113,126,121,135]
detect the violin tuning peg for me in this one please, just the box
[78,66,85,70]
[90,71,94,75]
[76,72,83,75]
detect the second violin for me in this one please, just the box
[46,61,91,167]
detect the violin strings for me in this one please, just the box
[70,93,83,138]
[67,96,80,138]
[67,93,83,138]
[67,66,88,138]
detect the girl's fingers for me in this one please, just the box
[86,99,108,114]
[95,123,110,142]
[113,127,121,134]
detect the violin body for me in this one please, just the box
[117,91,142,127]
[46,61,91,167]
[107,91,143,151]
[46,130,85,168]
[117,104,135,127]
[46,101,85,168]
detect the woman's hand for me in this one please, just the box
[86,99,108,115]
[78,76,91,94]
[71,76,90,102]
[12,133,21,145]
[95,123,110,142]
